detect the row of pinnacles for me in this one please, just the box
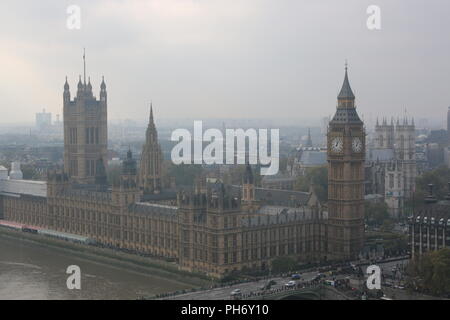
[374,116,415,158]
[64,75,107,101]
[178,182,241,211]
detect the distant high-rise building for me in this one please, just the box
[63,53,108,185]
[305,128,313,147]
[36,108,52,130]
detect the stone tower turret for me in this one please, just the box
[374,117,394,149]
[394,116,416,201]
[327,64,366,261]
[113,150,140,209]
[63,52,108,184]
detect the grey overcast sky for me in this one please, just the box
[0,0,449,126]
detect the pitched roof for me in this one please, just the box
[338,67,355,99]
[230,185,310,207]
[331,107,362,123]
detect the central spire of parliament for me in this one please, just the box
[138,103,163,195]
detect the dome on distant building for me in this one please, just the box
[9,162,23,180]
[0,166,8,180]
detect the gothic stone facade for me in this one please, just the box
[366,117,417,217]
[1,168,327,277]
[327,66,366,261]
[63,76,108,184]
[0,68,365,277]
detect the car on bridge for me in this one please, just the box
[324,280,336,287]
[285,280,296,288]
[291,274,301,280]
[230,289,242,296]
[259,280,277,291]
[312,273,325,281]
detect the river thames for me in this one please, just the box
[0,235,198,300]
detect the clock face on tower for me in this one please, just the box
[331,137,343,153]
[327,66,366,260]
[352,137,363,153]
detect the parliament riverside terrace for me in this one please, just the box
[0,66,366,278]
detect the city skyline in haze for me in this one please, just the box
[1,0,449,126]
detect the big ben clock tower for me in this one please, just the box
[327,65,365,261]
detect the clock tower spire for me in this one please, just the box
[327,64,365,261]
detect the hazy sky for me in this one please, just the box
[0,0,449,127]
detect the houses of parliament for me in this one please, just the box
[0,63,365,277]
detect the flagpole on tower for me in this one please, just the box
[83,48,86,85]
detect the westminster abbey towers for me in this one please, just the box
[63,58,108,185]
[327,66,366,260]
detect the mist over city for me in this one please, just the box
[0,0,449,307]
